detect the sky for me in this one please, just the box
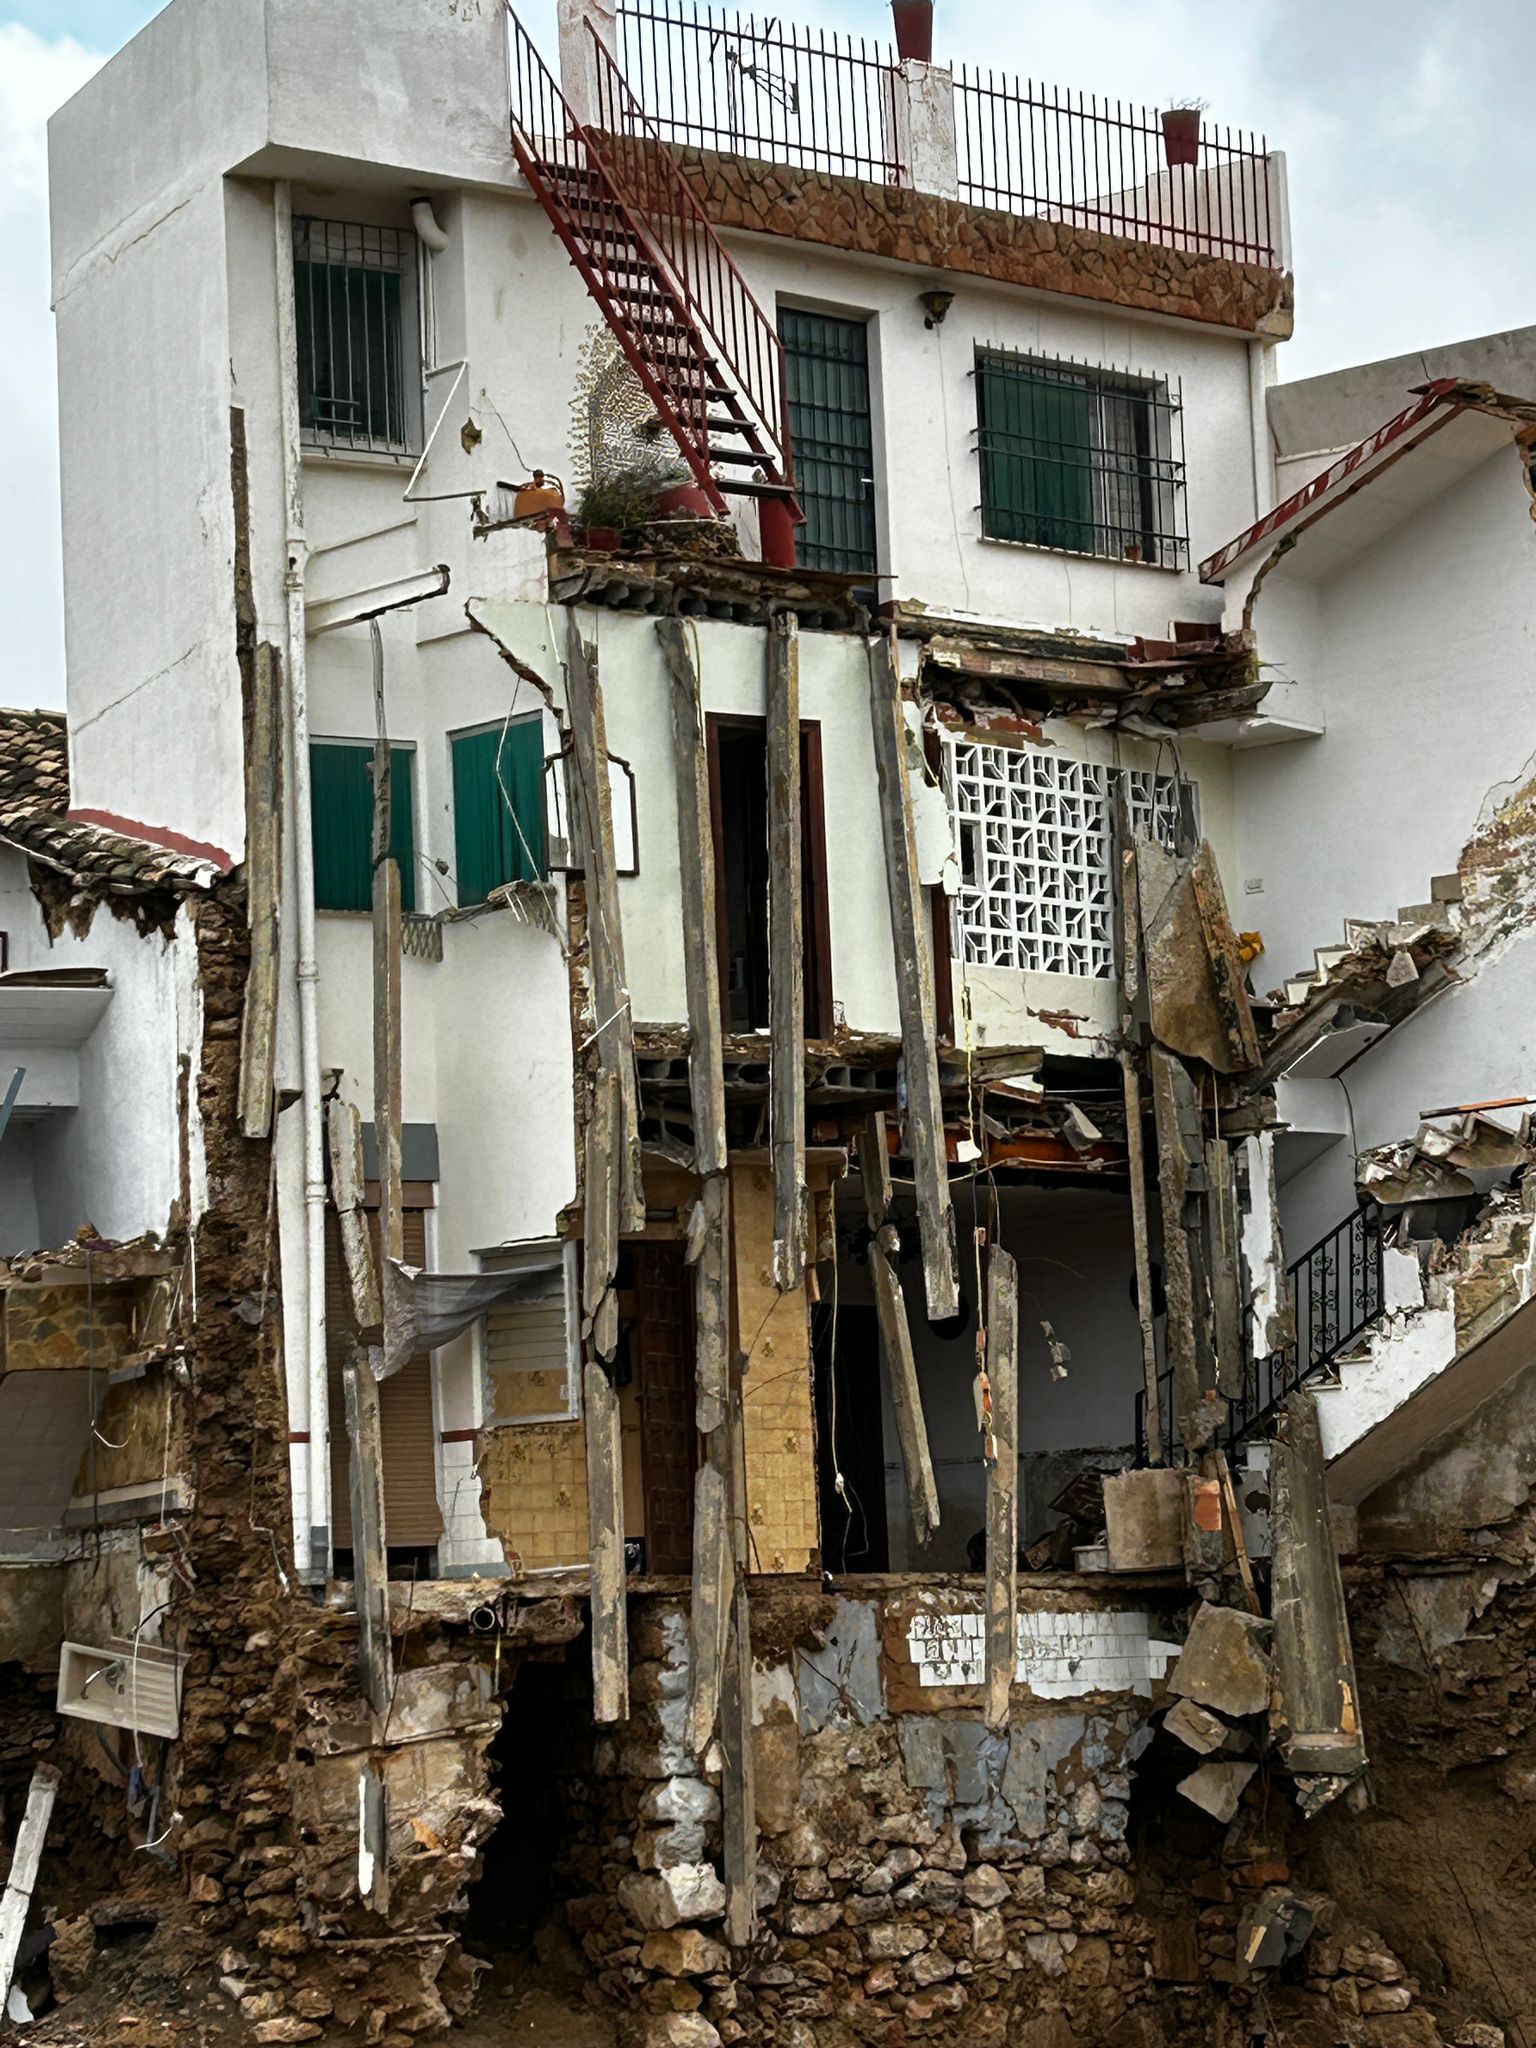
[2,0,1531,709]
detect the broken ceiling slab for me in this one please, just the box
[1169,1602,1274,1719]
[1163,1697,1252,1756]
[1178,1757,1257,1823]
[1136,837,1260,1074]
[1103,1469,1188,1573]
[548,549,869,631]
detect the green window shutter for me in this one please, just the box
[453,721,545,907]
[310,743,416,913]
[977,354,1094,553]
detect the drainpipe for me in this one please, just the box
[274,180,330,1586]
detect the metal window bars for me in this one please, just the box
[293,219,417,456]
[616,1,902,184]
[1135,1203,1386,1463]
[973,348,1189,571]
[955,69,1278,270]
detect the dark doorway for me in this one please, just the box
[812,1299,890,1573]
[706,715,834,1039]
[627,1243,699,1576]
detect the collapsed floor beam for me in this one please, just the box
[1271,1390,1367,1806]
[766,609,806,1293]
[984,1243,1019,1733]
[1149,1046,1210,1454]
[1112,791,1162,1465]
[658,615,734,1752]
[352,630,399,1718]
[864,1111,940,1546]
[237,640,283,1138]
[567,616,643,1724]
[867,635,958,1321]
[0,1763,58,2014]
[566,617,643,1238]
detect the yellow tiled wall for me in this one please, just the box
[480,1420,590,1570]
[732,1162,819,1575]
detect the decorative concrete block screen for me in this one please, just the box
[948,738,1182,976]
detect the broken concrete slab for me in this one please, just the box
[1162,1697,1251,1756]
[1103,1468,1187,1572]
[1169,1602,1273,1719]
[1177,1758,1257,1822]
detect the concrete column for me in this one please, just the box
[1266,150,1293,274]
[557,0,618,127]
[888,58,958,200]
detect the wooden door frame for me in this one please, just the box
[704,711,835,1042]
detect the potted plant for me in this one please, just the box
[1160,100,1204,169]
[574,454,687,551]
[891,0,933,64]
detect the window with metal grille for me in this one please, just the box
[946,737,1187,977]
[309,740,416,913]
[974,348,1186,569]
[294,218,418,455]
[779,308,878,577]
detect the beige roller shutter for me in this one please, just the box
[483,1241,576,1424]
[327,1209,443,1549]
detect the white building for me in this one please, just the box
[38,0,1303,1591]
[11,4,1532,2035]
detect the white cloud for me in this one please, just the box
[0,25,105,711]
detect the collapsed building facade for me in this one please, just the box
[4,2,1536,2044]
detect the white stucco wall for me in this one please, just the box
[0,854,200,1256]
[1234,442,1536,992]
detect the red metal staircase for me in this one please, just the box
[506,7,802,561]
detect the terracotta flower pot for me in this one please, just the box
[1160,108,1201,168]
[582,525,622,553]
[891,0,933,64]
[654,481,716,520]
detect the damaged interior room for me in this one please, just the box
[5,2,1536,2046]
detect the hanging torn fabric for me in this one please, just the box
[371,1259,563,1380]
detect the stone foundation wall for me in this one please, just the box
[564,1592,1190,2046]
[662,146,1294,339]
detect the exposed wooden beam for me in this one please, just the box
[1206,1136,1244,1399]
[720,1354,757,1947]
[984,1244,1019,1733]
[863,1112,940,1546]
[657,616,735,1752]
[326,1099,380,1340]
[565,617,643,1235]
[766,610,806,1293]
[867,637,957,1320]
[0,1764,58,2014]
[584,1355,629,1725]
[237,640,283,1138]
[1112,789,1161,1466]
[1150,1047,1208,1454]
[352,628,398,1718]
[1270,1392,1367,1801]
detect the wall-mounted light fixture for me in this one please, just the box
[919,287,955,329]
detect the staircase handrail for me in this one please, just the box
[584,21,793,488]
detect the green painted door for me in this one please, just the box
[452,719,545,906]
[780,309,878,576]
[310,742,416,913]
